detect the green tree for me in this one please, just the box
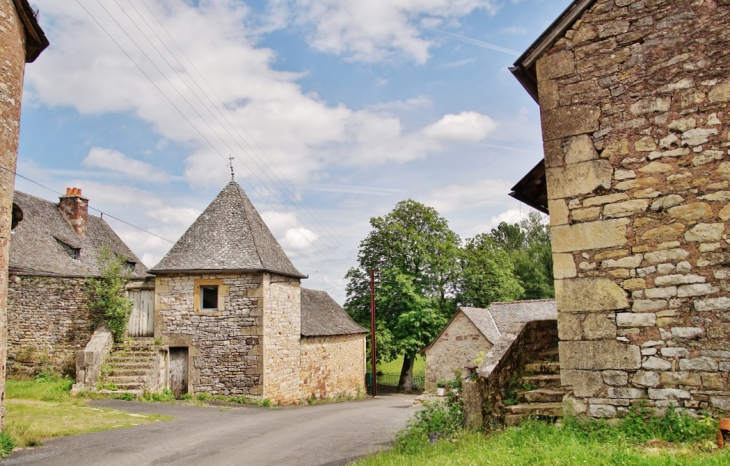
[345,200,460,391]
[87,246,133,342]
[458,234,523,308]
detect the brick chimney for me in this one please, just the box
[59,187,89,237]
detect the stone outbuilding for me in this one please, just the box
[422,300,556,392]
[507,0,730,418]
[149,181,367,404]
[8,189,148,375]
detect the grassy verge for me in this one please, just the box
[377,355,425,375]
[3,375,171,453]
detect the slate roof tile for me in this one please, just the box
[301,288,367,337]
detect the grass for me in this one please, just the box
[3,374,172,450]
[353,407,730,466]
[377,355,425,375]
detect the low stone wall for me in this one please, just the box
[7,275,94,376]
[464,320,558,428]
[424,311,492,392]
[74,325,113,389]
[300,334,366,400]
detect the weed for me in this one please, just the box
[153,338,163,346]
[111,393,135,401]
[97,382,119,391]
[195,392,210,402]
[180,393,193,401]
[0,432,16,458]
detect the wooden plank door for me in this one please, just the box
[169,347,188,399]
[127,290,154,337]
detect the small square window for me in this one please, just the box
[201,286,218,310]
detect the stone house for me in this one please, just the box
[507,0,730,418]
[422,300,556,392]
[7,188,148,375]
[149,181,367,404]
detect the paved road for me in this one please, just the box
[3,393,418,466]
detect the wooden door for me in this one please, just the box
[169,347,188,399]
[127,290,154,337]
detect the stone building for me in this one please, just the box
[0,0,49,426]
[8,188,148,375]
[508,0,730,417]
[422,300,556,392]
[150,181,366,404]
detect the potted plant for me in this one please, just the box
[436,379,448,396]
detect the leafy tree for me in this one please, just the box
[458,234,523,308]
[345,200,460,391]
[87,246,133,342]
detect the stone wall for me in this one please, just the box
[300,334,366,400]
[263,274,302,404]
[155,272,263,397]
[536,0,730,417]
[0,0,30,426]
[6,275,94,376]
[465,320,558,428]
[424,311,492,392]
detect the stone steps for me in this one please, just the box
[100,339,159,394]
[504,402,563,416]
[523,362,561,375]
[521,374,562,388]
[520,388,568,403]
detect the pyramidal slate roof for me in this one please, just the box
[9,191,147,278]
[300,288,367,337]
[151,181,305,278]
[422,299,556,353]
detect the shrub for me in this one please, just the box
[0,432,15,458]
[87,247,133,342]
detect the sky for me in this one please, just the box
[17,0,573,303]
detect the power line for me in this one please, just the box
[0,162,175,244]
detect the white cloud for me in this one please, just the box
[289,0,498,63]
[281,227,319,252]
[425,178,513,213]
[423,111,497,143]
[83,147,169,183]
[489,208,526,227]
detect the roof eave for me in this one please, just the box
[148,267,308,279]
[13,0,49,63]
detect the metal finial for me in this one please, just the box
[228,155,235,181]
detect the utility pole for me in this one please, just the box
[369,269,377,397]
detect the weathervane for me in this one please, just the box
[228,155,235,181]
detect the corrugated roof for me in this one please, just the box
[150,181,305,278]
[301,288,368,337]
[9,191,147,278]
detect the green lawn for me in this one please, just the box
[377,355,425,375]
[353,423,730,466]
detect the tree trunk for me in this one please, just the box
[398,354,415,392]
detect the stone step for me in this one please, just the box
[536,348,559,361]
[109,362,153,370]
[521,374,562,389]
[504,412,561,427]
[504,402,563,417]
[524,362,560,375]
[106,375,147,384]
[520,388,569,403]
[107,382,145,390]
[107,355,155,363]
[110,368,148,377]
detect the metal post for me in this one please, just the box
[370,269,377,397]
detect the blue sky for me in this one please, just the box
[18,0,573,302]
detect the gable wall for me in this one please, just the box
[7,275,93,376]
[300,334,366,400]
[155,272,264,396]
[262,274,302,404]
[536,0,730,417]
[424,311,491,392]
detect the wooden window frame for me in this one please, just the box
[193,279,225,316]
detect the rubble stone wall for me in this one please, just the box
[155,272,263,397]
[537,0,730,417]
[263,274,302,404]
[7,275,93,376]
[424,311,492,392]
[300,334,366,400]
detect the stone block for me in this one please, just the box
[562,369,603,397]
[654,274,705,287]
[564,394,588,415]
[661,371,701,387]
[622,278,646,291]
[583,313,617,339]
[564,135,599,165]
[632,300,667,312]
[709,396,730,411]
[701,373,725,390]
[615,177,658,191]
[536,50,575,81]
[641,224,686,242]
[555,278,628,312]
[648,389,691,400]
[679,357,718,371]
[685,223,724,242]
[572,207,601,222]
[667,203,713,221]
[661,347,689,358]
[630,97,671,115]
[549,199,569,226]
[650,195,684,211]
[645,287,677,299]
[603,370,628,386]
[608,387,646,399]
[583,193,630,208]
[672,327,704,339]
[560,341,641,370]
[634,136,656,152]
[639,162,674,174]
[632,371,660,388]
[708,82,730,103]
[677,283,718,297]
[588,404,617,418]
[603,200,649,218]
[601,255,642,268]
[643,357,672,371]
[553,253,576,279]
[546,160,612,199]
[541,105,601,141]
[551,219,629,253]
[644,248,690,265]
[694,297,730,312]
[558,313,582,340]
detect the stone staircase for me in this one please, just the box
[503,347,568,426]
[100,338,159,394]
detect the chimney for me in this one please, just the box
[59,187,89,236]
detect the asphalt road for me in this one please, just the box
[3,393,418,466]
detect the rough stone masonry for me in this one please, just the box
[537,0,730,417]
